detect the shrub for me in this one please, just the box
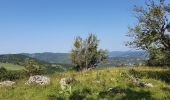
[24,59,45,75]
[128,69,170,83]
[0,67,27,81]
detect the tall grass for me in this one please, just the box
[0,67,170,100]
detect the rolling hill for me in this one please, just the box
[0,51,147,71]
[22,53,71,64]
[0,54,49,66]
[0,54,72,72]
[109,51,148,58]
[22,51,147,66]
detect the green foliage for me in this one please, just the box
[0,67,27,81]
[24,59,45,75]
[129,68,170,83]
[71,34,108,70]
[147,48,170,66]
[127,0,170,66]
[0,54,35,66]
[0,54,50,68]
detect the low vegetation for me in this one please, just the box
[0,67,27,81]
[0,67,170,100]
[0,63,25,70]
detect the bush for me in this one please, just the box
[24,59,46,75]
[128,69,170,83]
[0,67,27,81]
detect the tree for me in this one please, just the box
[0,67,7,81]
[127,0,170,66]
[70,34,108,70]
[24,59,43,75]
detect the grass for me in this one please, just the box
[0,67,170,100]
[0,63,25,70]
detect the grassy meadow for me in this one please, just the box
[0,67,170,100]
[0,63,25,71]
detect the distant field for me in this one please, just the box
[0,63,25,70]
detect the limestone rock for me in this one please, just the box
[144,83,154,87]
[134,82,154,87]
[108,87,125,93]
[25,75,50,85]
[0,81,15,87]
[60,77,75,85]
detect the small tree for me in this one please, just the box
[70,34,108,70]
[24,59,43,75]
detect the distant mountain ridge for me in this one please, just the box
[0,54,48,66]
[22,52,71,64]
[109,51,148,58]
[21,51,147,64]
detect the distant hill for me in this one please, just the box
[0,54,49,66]
[0,51,147,71]
[21,51,147,65]
[22,52,71,64]
[0,54,33,65]
[109,51,148,58]
[107,57,145,66]
[0,54,72,73]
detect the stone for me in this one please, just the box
[139,82,146,87]
[0,81,15,87]
[144,83,154,87]
[108,87,125,93]
[60,78,66,85]
[25,75,50,85]
[60,77,75,85]
[134,82,154,87]
[59,77,76,90]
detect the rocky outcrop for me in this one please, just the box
[108,87,126,93]
[25,75,50,85]
[134,82,154,87]
[0,81,15,87]
[123,72,154,88]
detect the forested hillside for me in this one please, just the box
[21,51,146,66]
[22,53,71,64]
[0,54,49,66]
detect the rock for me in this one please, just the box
[60,78,67,90]
[0,81,15,87]
[133,82,145,87]
[134,82,154,87]
[96,80,101,84]
[145,83,154,87]
[108,87,125,93]
[60,77,75,85]
[25,75,50,85]
[60,78,66,85]
[59,77,76,90]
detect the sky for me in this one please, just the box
[0,0,145,54]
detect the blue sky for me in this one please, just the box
[0,0,145,54]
